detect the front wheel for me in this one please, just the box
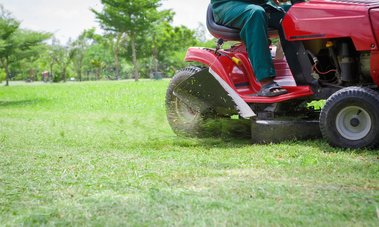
[319,87,379,149]
[166,66,207,136]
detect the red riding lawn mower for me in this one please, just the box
[166,0,379,149]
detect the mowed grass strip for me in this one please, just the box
[0,80,378,226]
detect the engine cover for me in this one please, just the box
[282,0,379,51]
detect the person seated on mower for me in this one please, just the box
[211,0,289,97]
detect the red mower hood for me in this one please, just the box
[310,0,379,6]
[282,0,379,51]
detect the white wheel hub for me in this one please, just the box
[336,106,372,141]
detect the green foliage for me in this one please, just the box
[198,38,218,48]
[0,81,378,225]
[47,39,75,82]
[0,5,50,85]
[92,0,164,80]
[83,38,114,80]
[0,6,20,73]
[135,21,199,77]
[71,29,94,81]
[92,0,162,34]
[0,5,19,41]
[308,100,326,110]
[0,3,215,83]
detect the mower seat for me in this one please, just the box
[206,4,278,41]
[206,4,242,41]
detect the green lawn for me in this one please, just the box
[0,80,378,226]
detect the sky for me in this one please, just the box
[0,0,209,43]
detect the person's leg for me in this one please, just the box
[263,4,286,29]
[213,2,275,81]
[265,4,314,85]
[212,2,287,96]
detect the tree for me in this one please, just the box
[156,25,197,73]
[13,43,49,82]
[195,23,208,43]
[111,32,127,80]
[0,5,50,86]
[96,32,128,80]
[136,21,198,77]
[71,29,97,81]
[49,38,75,82]
[92,0,162,81]
[0,6,19,86]
[82,31,114,80]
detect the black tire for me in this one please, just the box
[166,66,206,136]
[319,87,379,149]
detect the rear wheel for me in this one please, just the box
[319,87,379,148]
[166,66,206,136]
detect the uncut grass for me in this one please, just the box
[0,80,378,226]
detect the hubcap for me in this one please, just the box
[336,106,372,141]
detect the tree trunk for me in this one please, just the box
[114,51,120,80]
[62,66,67,82]
[29,69,35,81]
[152,35,159,74]
[114,34,121,80]
[5,59,9,86]
[49,62,54,82]
[153,46,159,73]
[96,68,100,80]
[78,70,82,82]
[77,60,83,82]
[131,36,139,81]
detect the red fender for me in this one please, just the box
[184,47,236,89]
[184,47,314,104]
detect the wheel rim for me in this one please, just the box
[336,106,372,141]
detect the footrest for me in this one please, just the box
[242,86,314,104]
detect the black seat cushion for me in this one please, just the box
[206,4,282,42]
[206,4,241,41]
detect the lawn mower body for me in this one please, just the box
[166,0,379,148]
[283,0,379,86]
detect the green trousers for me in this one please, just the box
[212,1,286,81]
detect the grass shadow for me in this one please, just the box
[0,99,48,108]
[177,118,379,154]
[308,140,379,155]
[169,118,254,149]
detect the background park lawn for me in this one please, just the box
[0,80,378,226]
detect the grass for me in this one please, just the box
[0,80,378,226]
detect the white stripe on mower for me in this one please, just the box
[209,68,256,118]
